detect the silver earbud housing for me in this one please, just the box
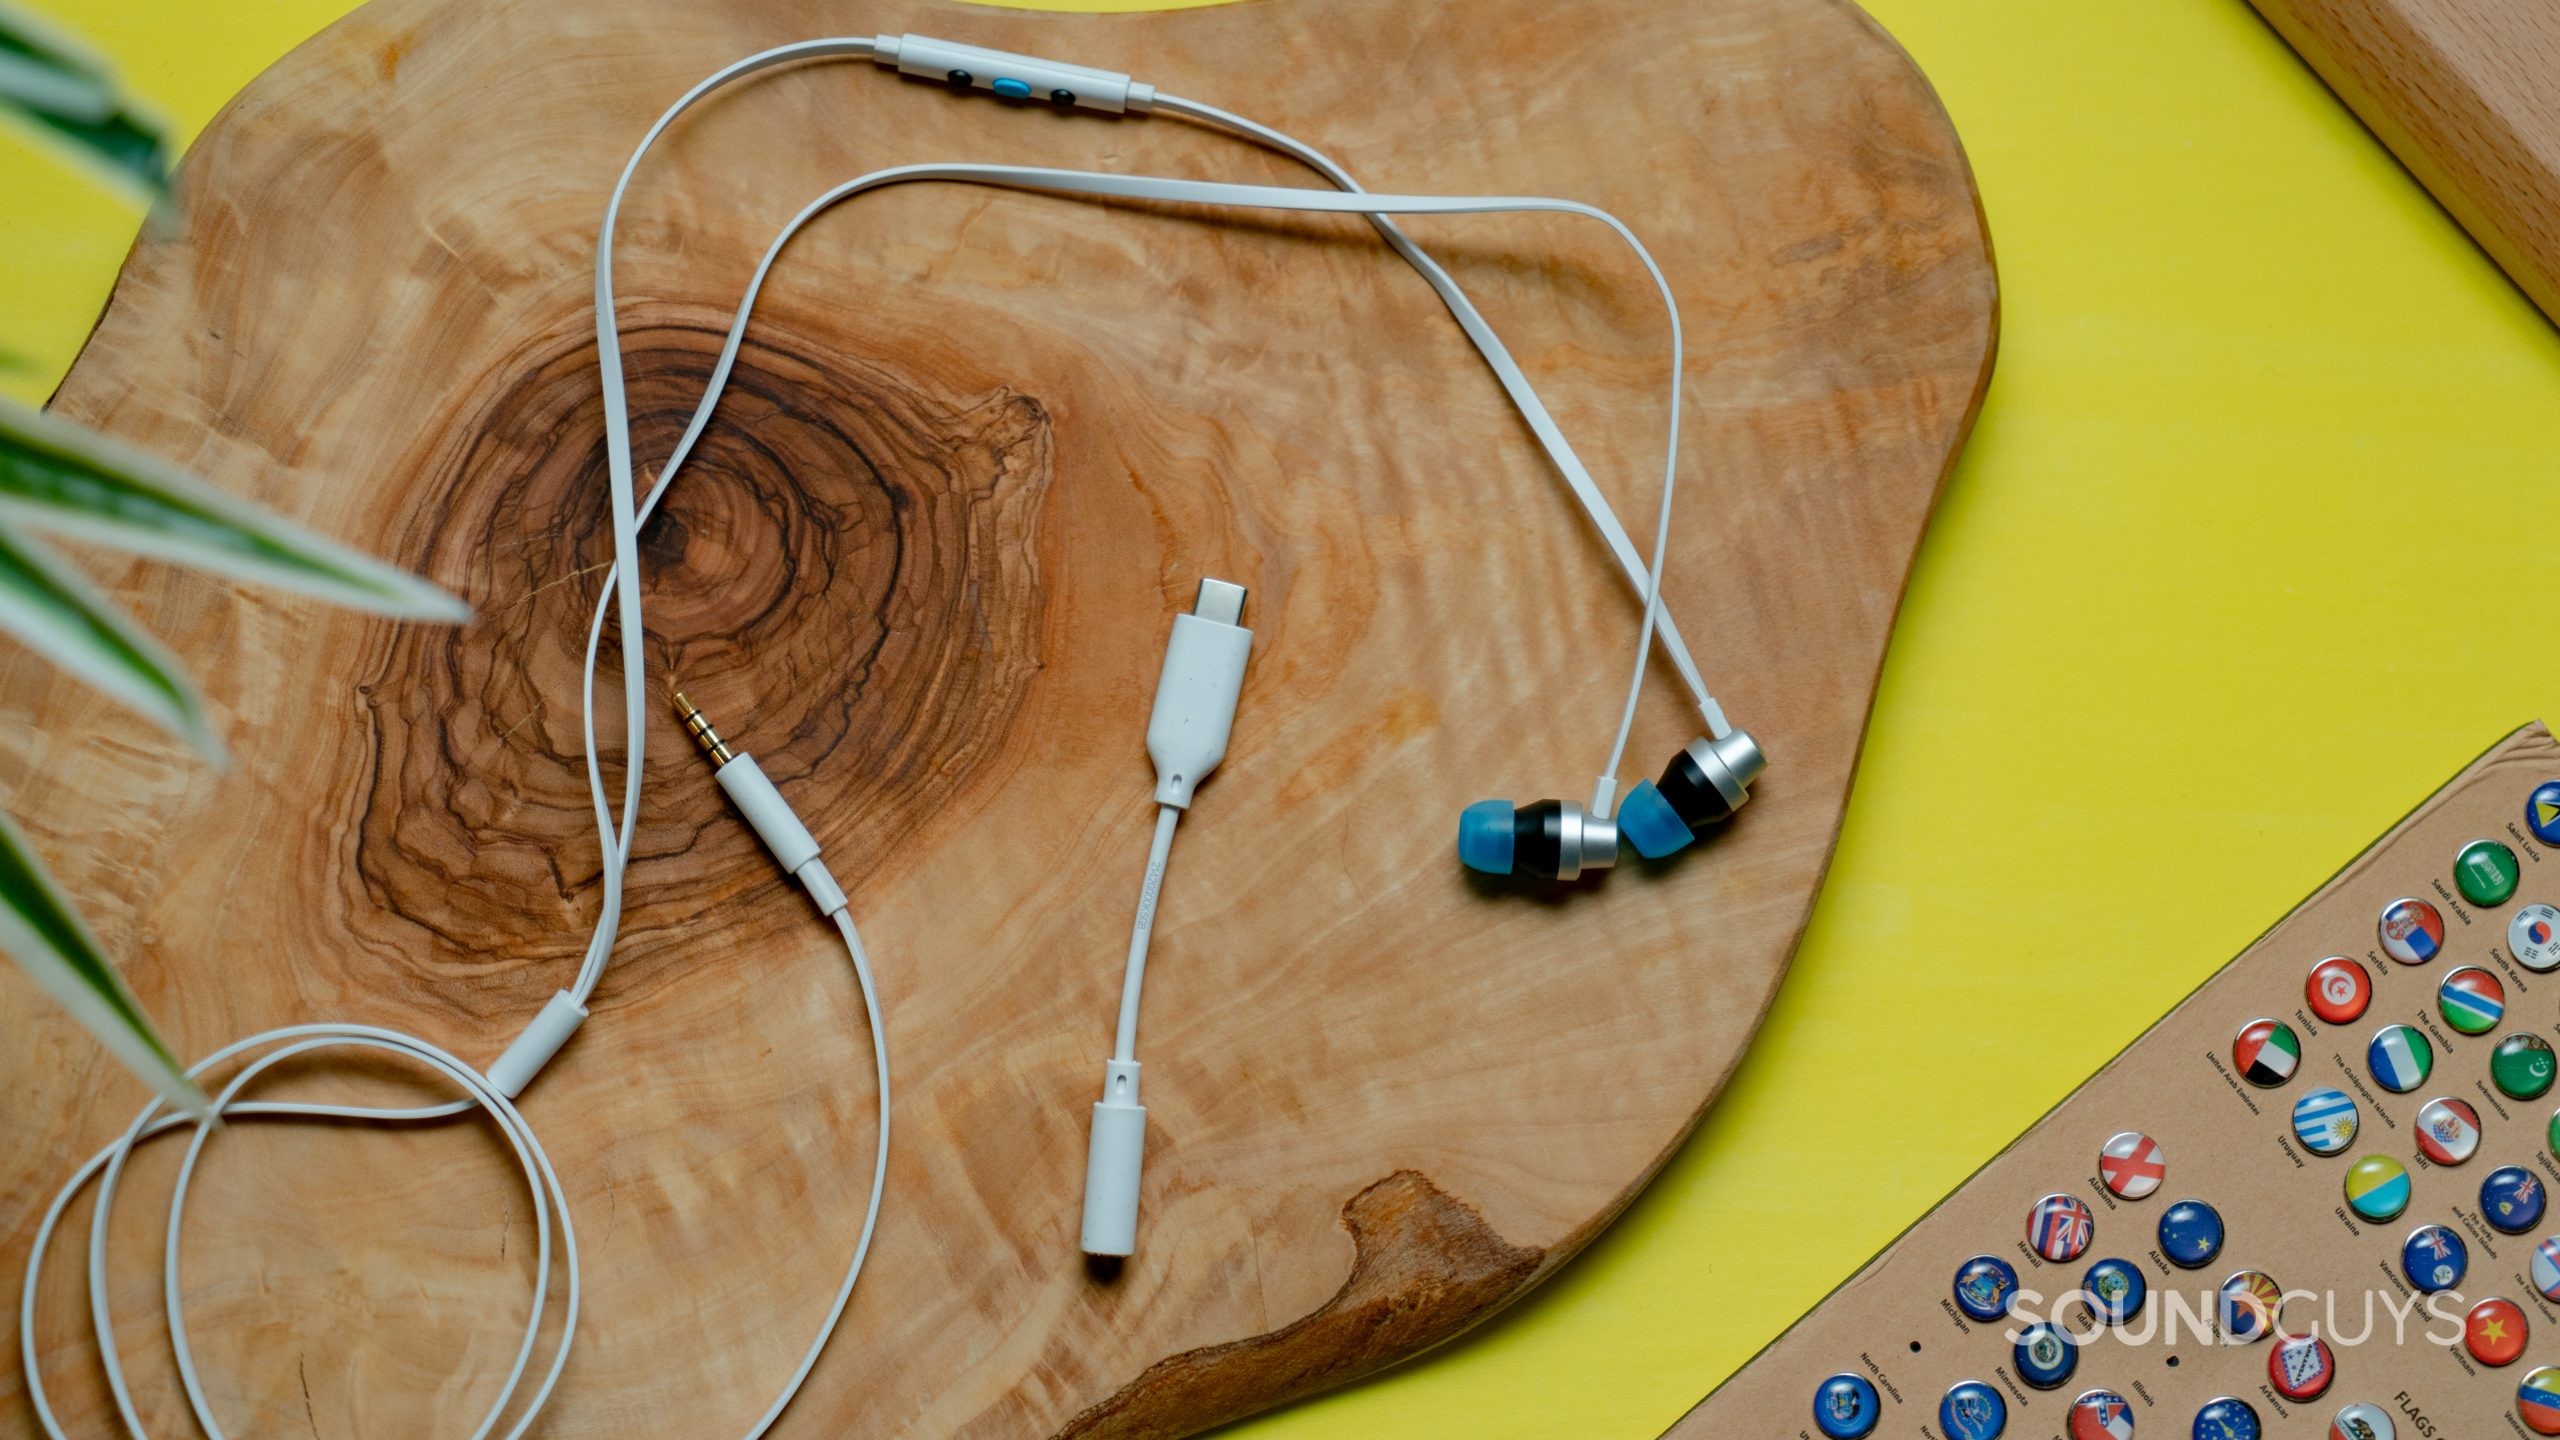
[1555,802,1619,881]
[1685,730,1765,815]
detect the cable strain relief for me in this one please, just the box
[795,857,848,916]
[1082,1058,1148,1257]
[486,991,589,1098]
[1589,775,1619,820]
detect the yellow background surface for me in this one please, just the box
[8,1,2560,1436]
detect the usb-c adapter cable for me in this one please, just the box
[1081,578,1252,1258]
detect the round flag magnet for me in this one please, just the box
[2415,1095,2483,1165]
[2030,1192,2095,1263]
[2401,1223,2468,1292]
[2534,1236,2560,1302]
[2218,1269,2283,1342]
[2533,782,2560,846]
[2083,1257,2146,1324]
[2193,1396,2259,1440]
[2496,1032,2558,1100]
[2307,956,2371,1024]
[2438,966,2507,1034]
[2516,904,2560,973]
[2234,1019,2301,1087]
[2367,1024,2433,1093]
[2345,1155,2411,1221]
[1814,1374,1881,1440]
[2158,1199,2224,1268]
[2521,1366,2560,1436]
[1940,1380,2007,1440]
[2292,1088,2359,1156]
[2379,897,2446,964]
[1954,1254,2019,1322]
[2100,1131,2165,1199]
[2330,1401,2396,1440]
[2468,1295,2529,1367]
[2484,1165,2548,1233]
[2459,839,2522,907]
[2070,1388,2135,1440]
[2014,1321,2077,1389]
[2269,1332,2334,1402]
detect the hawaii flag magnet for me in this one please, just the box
[2029,1193,2094,1263]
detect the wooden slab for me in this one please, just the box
[2248,0,2560,326]
[0,0,1993,1435]
[1666,722,2560,1440]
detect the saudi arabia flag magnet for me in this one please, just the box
[2233,1018,2300,1087]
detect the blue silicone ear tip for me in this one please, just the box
[1458,800,1517,875]
[1618,780,1696,860]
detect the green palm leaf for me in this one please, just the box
[0,515,214,756]
[0,397,467,621]
[0,804,201,1110]
[0,1,166,197]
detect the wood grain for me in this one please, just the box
[2247,0,2560,325]
[0,0,1994,1435]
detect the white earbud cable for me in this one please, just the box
[20,37,1709,1435]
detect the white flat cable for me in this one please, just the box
[19,33,1718,1432]
[19,40,892,1440]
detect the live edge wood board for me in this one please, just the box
[0,0,1993,1435]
